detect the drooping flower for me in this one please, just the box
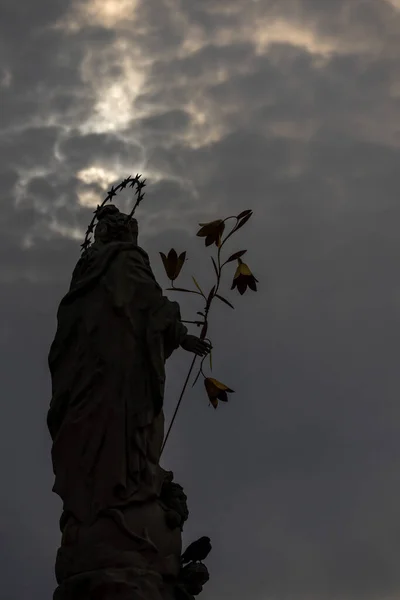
[160,249,186,281]
[231,258,258,295]
[196,219,225,247]
[204,377,234,409]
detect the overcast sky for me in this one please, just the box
[2,1,400,599]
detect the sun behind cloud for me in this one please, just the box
[52,0,140,32]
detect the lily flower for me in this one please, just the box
[231,258,258,295]
[196,219,225,247]
[160,249,186,281]
[204,377,234,409]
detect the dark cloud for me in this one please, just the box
[59,131,144,170]
[1,0,400,599]
[1,126,61,168]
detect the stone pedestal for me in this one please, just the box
[53,478,207,599]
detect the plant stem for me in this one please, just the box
[181,320,204,325]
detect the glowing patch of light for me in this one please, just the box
[180,25,206,56]
[48,221,84,240]
[79,39,147,135]
[84,0,139,28]
[77,189,103,209]
[182,100,228,149]
[51,0,139,32]
[253,19,339,56]
[90,81,137,132]
[77,166,119,188]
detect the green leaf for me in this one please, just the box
[166,287,201,294]
[235,211,253,231]
[226,249,247,263]
[211,256,219,278]
[192,276,204,295]
[215,294,235,309]
[206,285,216,308]
[237,209,252,219]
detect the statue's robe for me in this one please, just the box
[47,241,188,524]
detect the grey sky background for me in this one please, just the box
[1,0,400,598]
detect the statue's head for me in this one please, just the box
[94,204,138,245]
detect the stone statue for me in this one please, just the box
[47,204,211,599]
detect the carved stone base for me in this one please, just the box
[53,478,210,599]
[54,499,182,600]
[54,566,176,600]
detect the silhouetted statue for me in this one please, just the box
[47,205,211,599]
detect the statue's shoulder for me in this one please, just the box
[103,244,155,286]
[116,243,151,267]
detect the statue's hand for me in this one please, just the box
[180,334,212,357]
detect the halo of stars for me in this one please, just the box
[80,174,147,254]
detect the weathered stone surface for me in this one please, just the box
[160,471,189,531]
